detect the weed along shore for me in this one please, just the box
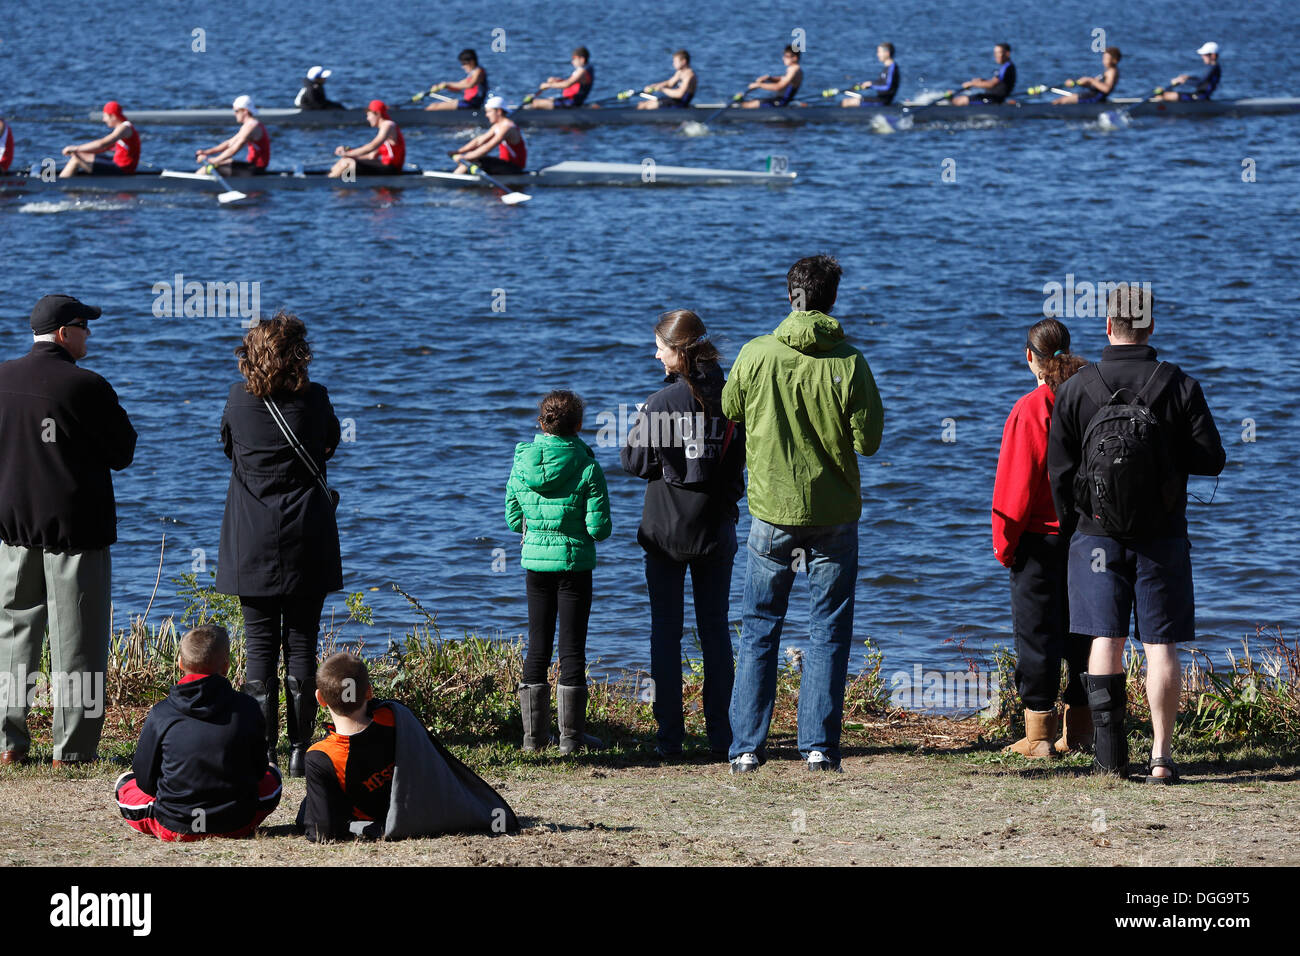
[3,585,1297,867]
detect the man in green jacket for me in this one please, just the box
[721,255,883,773]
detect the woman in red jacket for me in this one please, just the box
[992,319,1090,757]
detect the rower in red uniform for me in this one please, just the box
[526,47,594,109]
[59,101,140,177]
[0,112,13,172]
[451,95,527,174]
[330,99,406,177]
[195,95,271,175]
[425,49,488,111]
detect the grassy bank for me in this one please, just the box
[3,582,1297,866]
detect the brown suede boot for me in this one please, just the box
[1003,709,1058,758]
[1055,704,1094,754]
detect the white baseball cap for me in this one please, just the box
[484,95,505,111]
[1196,42,1219,55]
[232,94,258,115]
[306,66,332,81]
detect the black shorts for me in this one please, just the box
[354,158,402,176]
[1177,91,1210,101]
[91,156,133,176]
[653,91,689,108]
[1067,533,1196,644]
[226,161,268,177]
[474,156,525,176]
[553,95,588,108]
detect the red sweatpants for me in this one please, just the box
[114,768,282,841]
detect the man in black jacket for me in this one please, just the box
[0,294,136,766]
[1047,284,1225,783]
[294,66,344,110]
[115,625,282,840]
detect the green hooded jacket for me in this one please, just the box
[722,310,883,526]
[505,433,612,572]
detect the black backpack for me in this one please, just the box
[1073,362,1181,539]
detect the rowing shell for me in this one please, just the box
[61,96,1300,128]
[0,161,797,195]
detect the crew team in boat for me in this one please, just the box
[451,95,527,174]
[638,50,697,109]
[329,100,405,177]
[743,45,802,107]
[59,101,140,178]
[525,47,594,109]
[1053,47,1121,105]
[425,49,488,111]
[1157,42,1220,101]
[842,43,899,107]
[195,95,271,175]
[951,42,1016,106]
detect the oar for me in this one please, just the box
[519,86,548,107]
[201,162,248,204]
[693,91,747,127]
[1025,80,1080,97]
[588,88,637,106]
[448,150,530,204]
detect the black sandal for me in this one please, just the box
[1144,755,1181,785]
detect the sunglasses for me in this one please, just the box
[63,320,90,330]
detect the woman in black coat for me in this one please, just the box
[217,312,342,776]
[621,309,744,759]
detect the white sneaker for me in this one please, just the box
[806,751,841,772]
[729,752,760,774]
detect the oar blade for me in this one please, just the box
[499,191,532,205]
[218,189,249,204]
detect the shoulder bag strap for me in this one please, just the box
[263,397,334,500]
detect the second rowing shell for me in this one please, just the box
[61,96,1300,128]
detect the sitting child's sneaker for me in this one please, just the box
[729,752,760,774]
[806,751,841,772]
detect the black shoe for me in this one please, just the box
[243,678,280,769]
[1083,672,1128,775]
[285,676,318,778]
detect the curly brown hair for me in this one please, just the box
[236,311,312,398]
[1026,318,1087,393]
[537,390,584,436]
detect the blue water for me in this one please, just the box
[4,0,1298,681]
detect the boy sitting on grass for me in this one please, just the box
[114,625,281,841]
[297,652,519,842]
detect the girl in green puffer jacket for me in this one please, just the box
[505,389,612,755]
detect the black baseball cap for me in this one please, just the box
[30,294,102,334]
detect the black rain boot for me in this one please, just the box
[1083,672,1128,776]
[557,684,605,755]
[518,683,551,751]
[243,678,279,768]
[285,675,318,778]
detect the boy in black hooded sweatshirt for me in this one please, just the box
[114,625,281,841]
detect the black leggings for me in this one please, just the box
[522,570,591,686]
[241,594,326,683]
[1009,533,1089,711]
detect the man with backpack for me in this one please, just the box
[1047,284,1225,783]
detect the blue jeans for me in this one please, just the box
[645,548,735,752]
[729,517,858,764]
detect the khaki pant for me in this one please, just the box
[0,543,112,761]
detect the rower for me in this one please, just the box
[451,95,526,174]
[1054,47,1121,105]
[0,111,12,173]
[1157,42,1220,101]
[425,49,488,111]
[526,46,594,109]
[951,42,1016,106]
[296,66,344,110]
[741,45,802,108]
[195,95,270,175]
[330,99,406,177]
[58,101,140,178]
[637,49,697,110]
[842,42,899,107]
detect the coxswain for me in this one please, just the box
[843,43,899,107]
[741,45,802,108]
[1053,47,1121,105]
[637,49,697,109]
[425,49,488,111]
[59,101,140,177]
[525,47,594,109]
[330,99,406,177]
[451,95,526,174]
[296,66,344,110]
[195,95,270,175]
[1157,42,1220,101]
[951,43,1016,106]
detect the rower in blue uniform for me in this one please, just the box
[951,42,1015,106]
[843,43,900,107]
[1157,42,1220,101]
[1053,47,1121,105]
[741,45,802,108]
